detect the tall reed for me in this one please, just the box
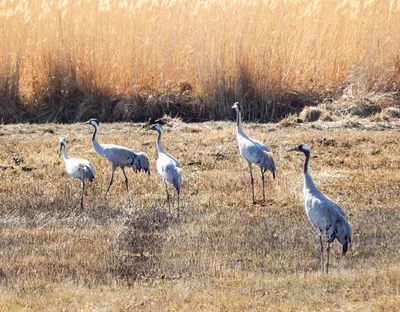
[1,0,400,122]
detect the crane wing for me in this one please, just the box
[164,152,181,168]
[131,152,150,174]
[157,154,182,184]
[306,194,349,242]
[81,161,95,181]
[252,138,271,153]
[238,137,274,170]
[67,158,95,181]
[326,196,347,219]
[101,144,136,166]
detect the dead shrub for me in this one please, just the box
[384,107,400,118]
[299,106,323,122]
[369,112,391,122]
[335,101,382,117]
[278,114,302,127]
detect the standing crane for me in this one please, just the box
[84,119,150,197]
[59,138,95,211]
[288,144,352,273]
[232,102,276,204]
[148,121,182,217]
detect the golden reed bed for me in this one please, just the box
[1,0,400,122]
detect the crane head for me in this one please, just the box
[83,118,99,127]
[59,138,68,151]
[287,144,311,153]
[149,123,163,133]
[148,117,166,126]
[231,102,242,112]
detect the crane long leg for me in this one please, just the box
[177,190,180,218]
[121,167,129,194]
[249,165,255,204]
[105,163,117,197]
[326,242,331,274]
[80,179,85,211]
[260,168,265,203]
[164,181,171,214]
[319,235,324,272]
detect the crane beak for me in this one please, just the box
[287,147,298,152]
[83,120,91,125]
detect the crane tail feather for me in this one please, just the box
[131,152,150,175]
[342,242,348,256]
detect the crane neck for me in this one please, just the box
[303,151,319,192]
[62,144,69,160]
[235,110,247,138]
[156,129,165,154]
[303,151,310,174]
[91,124,99,142]
[90,124,104,155]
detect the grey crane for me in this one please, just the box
[60,138,95,211]
[148,121,182,217]
[288,144,352,273]
[232,102,276,204]
[84,119,150,197]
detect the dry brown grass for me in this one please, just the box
[1,0,400,122]
[0,119,399,310]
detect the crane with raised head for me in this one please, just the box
[148,121,182,217]
[232,102,276,204]
[288,143,352,273]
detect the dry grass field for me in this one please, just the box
[1,0,400,122]
[0,118,399,310]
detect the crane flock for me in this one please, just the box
[55,102,352,273]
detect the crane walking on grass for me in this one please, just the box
[84,118,150,197]
[232,102,276,204]
[60,138,95,211]
[288,144,352,273]
[148,120,182,217]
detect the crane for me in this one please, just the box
[232,102,276,204]
[84,118,150,197]
[148,122,182,217]
[59,138,95,211]
[288,143,352,273]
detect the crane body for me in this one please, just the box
[84,119,149,197]
[289,144,352,273]
[232,102,275,204]
[60,138,95,211]
[149,123,182,217]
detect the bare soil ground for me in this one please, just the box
[0,118,399,311]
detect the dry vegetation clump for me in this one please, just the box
[1,1,400,122]
[334,100,382,118]
[299,106,324,122]
[369,112,392,122]
[320,112,337,122]
[278,114,302,127]
[0,121,400,310]
[384,106,400,118]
